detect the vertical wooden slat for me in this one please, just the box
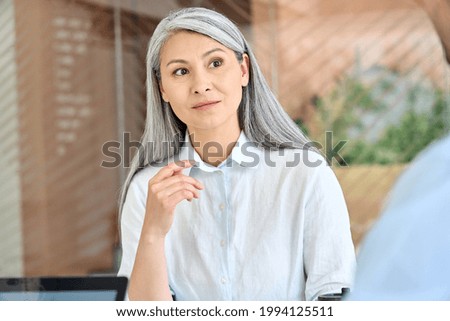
[0,0,23,277]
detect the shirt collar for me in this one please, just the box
[178,131,262,172]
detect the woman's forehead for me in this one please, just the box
[160,31,230,60]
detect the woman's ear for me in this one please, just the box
[240,53,250,87]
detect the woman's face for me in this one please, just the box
[159,31,249,136]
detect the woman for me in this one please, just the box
[118,7,355,301]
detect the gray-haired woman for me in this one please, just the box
[118,7,355,301]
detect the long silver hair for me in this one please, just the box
[119,7,313,212]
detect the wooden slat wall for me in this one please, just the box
[253,0,449,120]
[13,0,119,276]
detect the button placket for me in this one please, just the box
[217,170,231,296]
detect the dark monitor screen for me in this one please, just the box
[0,276,128,301]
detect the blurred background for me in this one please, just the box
[0,0,449,277]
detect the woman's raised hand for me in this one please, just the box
[143,160,204,237]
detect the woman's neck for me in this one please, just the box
[188,126,241,167]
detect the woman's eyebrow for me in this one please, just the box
[166,59,188,67]
[202,48,226,58]
[166,48,226,67]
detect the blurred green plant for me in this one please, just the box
[302,68,449,165]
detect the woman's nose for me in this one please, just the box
[191,70,211,94]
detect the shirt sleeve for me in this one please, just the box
[117,175,147,281]
[302,162,356,301]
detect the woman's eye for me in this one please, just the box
[173,68,188,76]
[209,59,223,68]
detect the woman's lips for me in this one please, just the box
[192,100,220,110]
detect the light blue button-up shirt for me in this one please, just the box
[119,131,355,300]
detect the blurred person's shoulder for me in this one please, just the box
[385,134,450,207]
[411,134,450,163]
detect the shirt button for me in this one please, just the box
[219,203,225,211]
[220,240,226,247]
[221,277,227,284]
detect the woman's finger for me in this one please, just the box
[151,160,193,184]
[165,190,197,209]
[152,173,204,192]
[159,179,202,200]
